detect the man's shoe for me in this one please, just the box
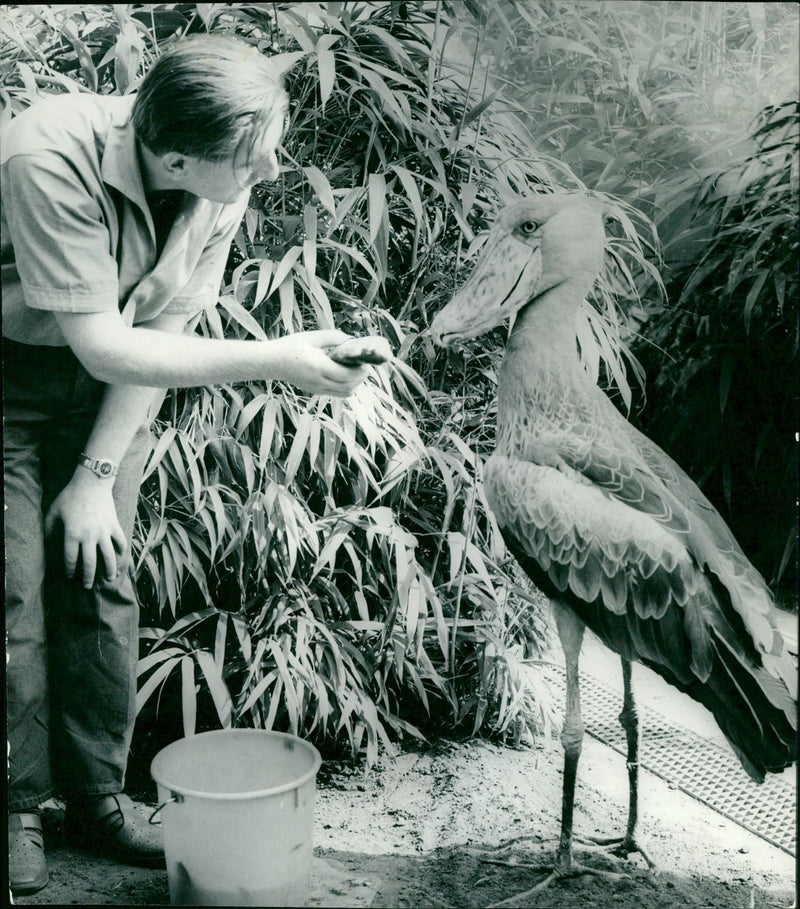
[9,811,49,895]
[65,793,165,867]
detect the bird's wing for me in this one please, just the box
[579,392,751,564]
[484,454,797,722]
[485,454,705,650]
[555,390,788,675]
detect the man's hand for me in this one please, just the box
[44,473,127,589]
[270,330,368,395]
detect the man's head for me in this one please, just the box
[133,34,289,203]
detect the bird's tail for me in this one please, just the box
[593,578,796,783]
[646,593,797,783]
[690,635,796,783]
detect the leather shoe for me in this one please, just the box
[9,811,49,895]
[65,793,165,867]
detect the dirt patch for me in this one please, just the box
[313,737,795,908]
[320,847,785,909]
[13,736,795,907]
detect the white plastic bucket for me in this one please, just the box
[150,729,321,906]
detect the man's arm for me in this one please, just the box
[46,307,365,588]
[43,312,191,589]
[45,310,368,588]
[54,309,363,395]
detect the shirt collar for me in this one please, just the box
[101,96,149,212]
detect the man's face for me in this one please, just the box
[169,112,285,204]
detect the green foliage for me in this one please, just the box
[480,1,797,215]
[633,101,799,593]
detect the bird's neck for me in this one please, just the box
[510,279,587,352]
[504,283,586,384]
[495,286,593,458]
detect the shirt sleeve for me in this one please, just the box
[165,196,249,316]
[1,151,119,312]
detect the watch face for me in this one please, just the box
[98,460,114,477]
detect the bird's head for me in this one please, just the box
[430,193,607,347]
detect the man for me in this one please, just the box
[3,34,366,895]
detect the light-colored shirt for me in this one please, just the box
[1,92,248,347]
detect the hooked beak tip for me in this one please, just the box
[431,329,458,350]
[428,321,447,348]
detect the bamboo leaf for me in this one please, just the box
[136,655,181,714]
[303,165,337,215]
[136,646,183,678]
[143,427,177,481]
[283,411,313,486]
[237,668,275,719]
[391,165,423,239]
[269,246,303,297]
[311,526,351,579]
[259,398,280,468]
[279,277,297,332]
[254,259,274,306]
[743,270,769,332]
[214,614,228,670]
[264,677,284,730]
[268,640,300,732]
[405,574,423,643]
[113,21,141,95]
[235,393,270,440]
[362,24,414,69]
[196,650,233,727]
[218,294,268,341]
[61,24,98,92]
[317,46,336,114]
[181,656,197,737]
[368,172,387,247]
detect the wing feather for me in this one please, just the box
[485,456,695,629]
[485,453,796,780]
[561,390,785,661]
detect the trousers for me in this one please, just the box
[3,339,151,810]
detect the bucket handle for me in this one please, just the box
[149,793,183,825]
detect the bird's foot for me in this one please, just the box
[467,833,546,865]
[486,860,627,907]
[576,833,656,869]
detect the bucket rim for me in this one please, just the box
[150,729,322,801]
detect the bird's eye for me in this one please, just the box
[519,220,539,236]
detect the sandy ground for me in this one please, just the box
[12,733,796,908]
[12,619,798,907]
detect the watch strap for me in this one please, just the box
[78,453,119,479]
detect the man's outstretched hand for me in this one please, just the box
[268,330,369,395]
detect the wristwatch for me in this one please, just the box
[78,453,119,479]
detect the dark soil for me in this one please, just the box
[327,846,793,909]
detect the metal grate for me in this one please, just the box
[542,665,797,856]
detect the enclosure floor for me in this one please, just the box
[13,614,797,907]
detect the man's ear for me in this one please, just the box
[161,152,189,176]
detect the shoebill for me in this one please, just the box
[430,193,797,896]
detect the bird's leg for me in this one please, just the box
[579,658,655,868]
[552,604,586,877]
[487,606,626,907]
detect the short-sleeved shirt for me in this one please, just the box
[1,92,248,347]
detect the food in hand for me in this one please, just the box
[327,336,392,366]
